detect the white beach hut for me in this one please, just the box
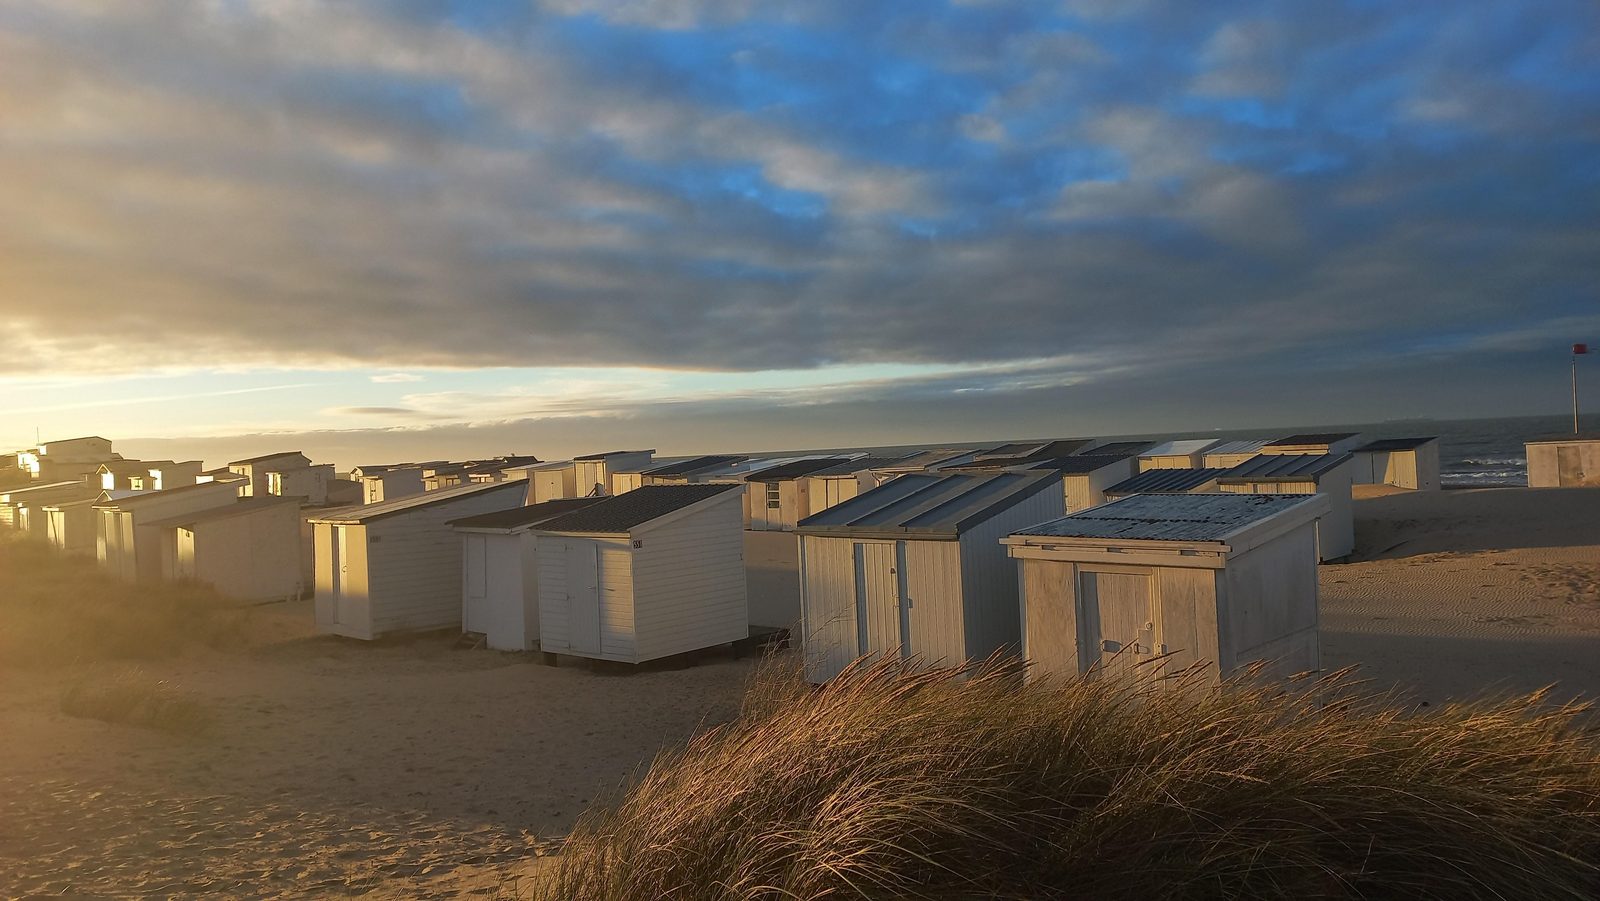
[1202,439,1272,469]
[43,497,98,555]
[150,496,305,602]
[1523,434,1600,488]
[507,460,579,504]
[309,480,529,640]
[572,450,655,497]
[1216,454,1355,561]
[529,484,748,665]
[357,466,425,504]
[1137,439,1222,471]
[1,481,93,531]
[801,456,905,517]
[795,471,1064,683]
[228,451,311,497]
[1350,437,1441,490]
[1026,454,1138,512]
[1004,493,1329,685]
[450,498,605,651]
[615,455,747,494]
[95,481,242,581]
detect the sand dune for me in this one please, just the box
[2,486,1597,897]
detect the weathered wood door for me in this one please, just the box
[854,542,909,662]
[1557,446,1585,486]
[565,540,602,654]
[1078,570,1157,681]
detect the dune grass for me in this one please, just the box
[0,534,252,668]
[60,669,214,736]
[540,657,1600,900]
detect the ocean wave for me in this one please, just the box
[1451,457,1527,467]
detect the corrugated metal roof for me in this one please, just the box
[1079,441,1154,457]
[144,496,299,529]
[641,455,747,478]
[449,498,603,531]
[1013,493,1320,542]
[572,449,654,461]
[1265,433,1358,447]
[1218,453,1351,483]
[1204,438,1271,457]
[875,449,980,471]
[1353,436,1438,452]
[807,456,910,477]
[1140,439,1221,458]
[1105,468,1229,495]
[308,480,526,523]
[1525,433,1600,444]
[797,471,1058,539]
[531,484,740,534]
[1023,454,1133,475]
[746,457,853,483]
[975,439,1093,460]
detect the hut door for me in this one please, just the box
[463,535,488,633]
[1078,570,1157,682]
[1557,446,1584,486]
[565,540,602,654]
[854,542,908,661]
[330,526,349,624]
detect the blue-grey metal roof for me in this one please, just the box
[1217,453,1351,483]
[448,498,603,531]
[745,457,852,483]
[806,456,910,477]
[1264,432,1358,448]
[796,471,1058,539]
[1105,468,1229,495]
[974,439,1093,460]
[1078,440,1154,457]
[1013,493,1321,542]
[308,480,526,523]
[531,484,741,534]
[1140,439,1220,458]
[641,455,747,478]
[1204,438,1272,457]
[1023,454,1133,475]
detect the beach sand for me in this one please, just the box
[2,486,1597,898]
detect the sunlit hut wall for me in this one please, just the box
[800,456,908,519]
[1137,439,1221,471]
[42,497,98,555]
[309,480,528,640]
[528,485,748,665]
[1524,433,1600,488]
[94,481,242,582]
[572,449,655,498]
[744,457,852,532]
[1202,439,1274,469]
[1017,454,1137,513]
[795,471,1064,683]
[149,496,304,603]
[1350,437,1441,491]
[1,481,95,530]
[227,451,311,498]
[1215,453,1355,561]
[1004,493,1328,686]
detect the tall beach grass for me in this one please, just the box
[541,656,1600,900]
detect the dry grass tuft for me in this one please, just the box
[60,670,214,736]
[0,534,253,668]
[540,656,1600,900]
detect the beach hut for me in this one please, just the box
[745,458,852,532]
[1,481,95,530]
[1078,440,1155,458]
[43,497,98,555]
[99,460,164,491]
[1023,454,1137,512]
[572,450,655,497]
[309,480,528,640]
[450,498,605,651]
[616,455,748,494]
[132,461,202,492]
[801,457,904,516]
[357,466,424,504]
[1003,493,1329,685]
[1103,467,1230,501]
[1138,439,1221,471]
[1351,437,1441,491]
[149,496,304,602]
[795,471,1064,683]
[507,460,579,503]
[1524,434,1600,488]
[266,463,334,504]
[872,449,988,476]
[1202,439,1272,469]
[227,451,312,497]
[95,481,242,581]
[1260,433,1363,457]
[972,439,1094,463]
[529,484,748,665]
[19,436,115,482]
[1216,454,1355,561]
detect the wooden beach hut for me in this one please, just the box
[1004,493,1329,685]
[1524,434,1600,488]
[358,466,425,504]
[1137,439,1221,471]
[450,499,605,652]
[745,457,852,532]
[227,451,311,497]
[150,496,304,602]
[1216,453,1355,561]
[1021,454,1137,513]
[1078,440,1155,458]
[1202,439,1272,469]
[1351,437,1441,490]
[1260,433,1363,457]
[801,457,905,517]
[1,481,93,530]
[309,480,529,640]
[795,471,1064,683]
[42,497,98,555]
[572,450,655,497]
[529,484,748,665]
[95,481,242,581]
[1102,467,1230,501]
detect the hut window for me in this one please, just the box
[766,484,781,508]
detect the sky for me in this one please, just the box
[1,0,1597,468]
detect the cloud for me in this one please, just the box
[369,373,424,383]
[0,0,1593,412]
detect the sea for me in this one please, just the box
[753,413,1600,489]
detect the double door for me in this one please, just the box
[854,541,912,663]
[1077,569,1160,682]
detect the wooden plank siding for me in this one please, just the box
[630,494,747,661]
